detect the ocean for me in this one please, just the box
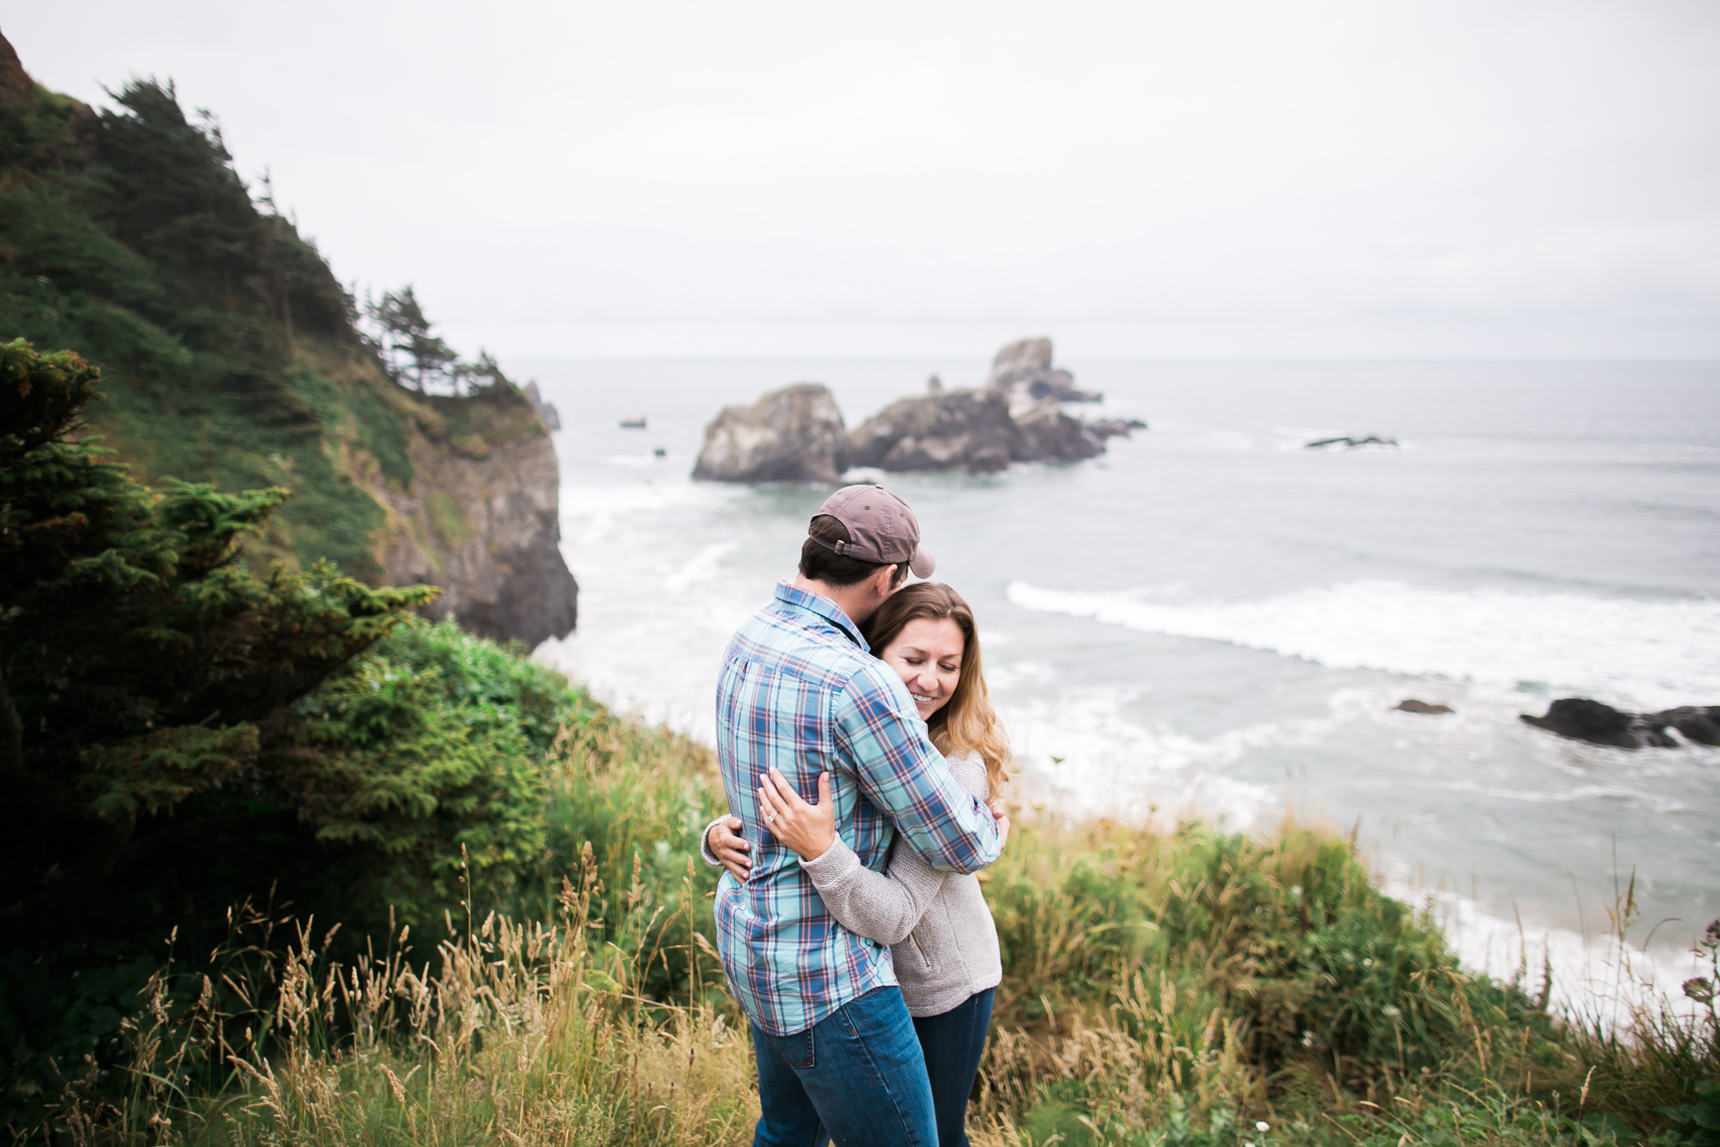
[514,356,1720,1015]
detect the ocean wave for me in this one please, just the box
[999,688,1313,827]
[1379,866,1710,1025]
[1006,579,1720,711]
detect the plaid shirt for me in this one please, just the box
[712,582,1002,1036]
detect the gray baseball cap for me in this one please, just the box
[809,484,936,578]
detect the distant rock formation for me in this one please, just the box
[1011,401,1104,464]
[1089,418,1148,441]
[1659,706,1720,746]
[693,383,852,483]
[1395,699,1454,715]
[522,380,560,431]
[987,337,1102,404]
[1305,435,1398,450]
[378,384,579,648]
[1520,698,1720,749]
[849,390,1020,474]
[692,339,1140,482]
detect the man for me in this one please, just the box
[702,485,1005,1147]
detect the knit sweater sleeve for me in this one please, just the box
[800,752,989,946]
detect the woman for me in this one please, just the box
[755,582,1010,1147]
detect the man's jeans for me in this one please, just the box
[750,986,937,1147]
[912,988,994,1147]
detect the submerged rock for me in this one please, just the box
[1089,418,1149,441]
[1305,435,1398,450]
[1519,698,1678,749]
[987,337,1102,403]
[692,383,852,483]
[1395,699,1454,715]
[1656,706,1720,746]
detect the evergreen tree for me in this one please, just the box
[0,337,435,946]
[369,285,458,392]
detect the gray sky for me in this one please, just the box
[8,1,1719,359]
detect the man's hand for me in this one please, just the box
[707,816,752,882]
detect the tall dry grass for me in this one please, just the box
[34,724,1718,1147]
[59,844,756,1147]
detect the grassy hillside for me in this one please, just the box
[0,54,573,645]
[34,688,1716,1145]
[0,76,391,575]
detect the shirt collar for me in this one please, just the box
[773,581,871,653]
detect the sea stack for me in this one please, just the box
[987,337,1102,404]
[692,383,852,483]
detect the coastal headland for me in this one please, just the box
[1,27,1714,1147]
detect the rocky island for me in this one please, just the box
[693,337,1144,481]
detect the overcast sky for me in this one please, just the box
[8,1,1719,359]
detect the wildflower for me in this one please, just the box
[1684,976,1715,1005]
[1257,1122,1271,1132]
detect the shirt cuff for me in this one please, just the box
[798,835,861,888]
[699,816,728,867]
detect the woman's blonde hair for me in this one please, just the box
[860,582,1010,797]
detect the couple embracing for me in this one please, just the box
[699,484,1012,1147]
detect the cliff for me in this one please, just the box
[0,32,576,645]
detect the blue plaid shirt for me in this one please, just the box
[712,582,1002,1036]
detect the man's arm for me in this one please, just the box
[832,662,1001,875]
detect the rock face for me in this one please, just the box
[847,389,1106,474]
[692,383,851,483]
[0,29,32,111]
[849,390,1020,474]
[374,384,578,648]
[987,337,1102,403]
[1012,401,1104,463]
[1658,706,1720,746]
[522,380,561,431]
[1519,698,1720,749]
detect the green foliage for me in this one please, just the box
[0,73,408,576]
[0,338,437,1126]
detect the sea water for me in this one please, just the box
[518,357,1720,1014]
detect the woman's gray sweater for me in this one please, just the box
[798,750,1003,1018]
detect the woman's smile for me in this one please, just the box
[880,616,965,720]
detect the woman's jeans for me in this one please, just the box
[912,988,995,1147]
[751,985,937,1147]
[750,986,995,1147]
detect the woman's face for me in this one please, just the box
[879,617,965,721]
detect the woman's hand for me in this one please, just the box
[758,768,837,862]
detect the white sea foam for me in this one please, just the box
[1379,867,1710,1028]
[999,688,1313,828]
[1006,580,1720,711]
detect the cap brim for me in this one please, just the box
[909,545,935,579]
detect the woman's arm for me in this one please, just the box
[757,755,991,946]
[803,833,948,946]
